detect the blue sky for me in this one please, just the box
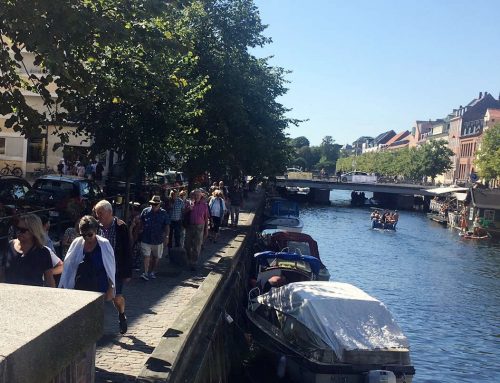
[253,0,500,146]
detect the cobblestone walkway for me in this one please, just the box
[95,193,258,382]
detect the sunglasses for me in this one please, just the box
[81,232,95,238]
[16,226,29,234]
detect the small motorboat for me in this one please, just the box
[459,232,491,240]
[262,216,304,233]
[267,231,330,281]
[262,197,304,232]
[249,251,323,293]
[263,197,300,219]
[427,213,447,226]
[247,281,415,383]
[371,219,397,231]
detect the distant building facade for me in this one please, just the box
[362,130,396,153]
[456,92,500,183]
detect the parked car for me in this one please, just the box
[0,176,33,245]
[0,176,32,210]
[26,175,104,219]
[340,171,377,183]
[149,170,188,190]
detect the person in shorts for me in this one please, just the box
[140,196,170,281]
[94,200,132,334]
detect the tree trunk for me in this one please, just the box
[124,174,131,223]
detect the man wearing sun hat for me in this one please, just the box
[139,195,170,281]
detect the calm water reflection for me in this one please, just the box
[298,190,500,383]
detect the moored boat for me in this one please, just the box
[427,213,447,226]
[247,281,415,383]
[249,251,323,293]
[262,197,304,232]
[263,197,300,219]
[371,219,397,231]
[267,231,330,280]
[262,216,304,232]
[459,232,491,240]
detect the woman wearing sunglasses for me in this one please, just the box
[59,216,116,300]
[0,214,56,287]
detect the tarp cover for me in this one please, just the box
[255,281,409,359]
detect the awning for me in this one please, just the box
[455,192,467,201]
[425,186,469,194]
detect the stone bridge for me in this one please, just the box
[275,177,437,207]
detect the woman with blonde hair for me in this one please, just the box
[0,214,55,287]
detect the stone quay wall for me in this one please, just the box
[137,193,263,383]
[0,285,103,383]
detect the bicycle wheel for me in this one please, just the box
[0,167,9,176]
[12,167,23,177]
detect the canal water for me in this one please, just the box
[306,191,500,383]
[240,190,500,383]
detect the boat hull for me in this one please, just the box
[371,220,397,231]
[247,310,414,383]
[262,217,304,232]
[459,232,491,240]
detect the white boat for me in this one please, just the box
[247,281,415,383]
[261,216,304,232]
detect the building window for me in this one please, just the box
[27,137,45,163]
[0,138,5,155]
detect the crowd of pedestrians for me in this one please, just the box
[0,178,246,335]
[57,158,104,180]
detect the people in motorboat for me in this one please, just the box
[380,210,389,223]
[371,210,399,227]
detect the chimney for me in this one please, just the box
[479,91,483,99]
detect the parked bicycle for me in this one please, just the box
[0,163,23,177]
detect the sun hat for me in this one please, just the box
[149,195,161,205]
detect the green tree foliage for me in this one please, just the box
[296,145,321,169]
[320,136,341,164]
[417,140,453,182]
[289,135,339,172]
[1,0,295,183]
[336,140,452,182]
[292,157,307,170]
[290,136,310,148]
[476,124,500,181]
[177,0,296,180]
[0,0,207,175]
